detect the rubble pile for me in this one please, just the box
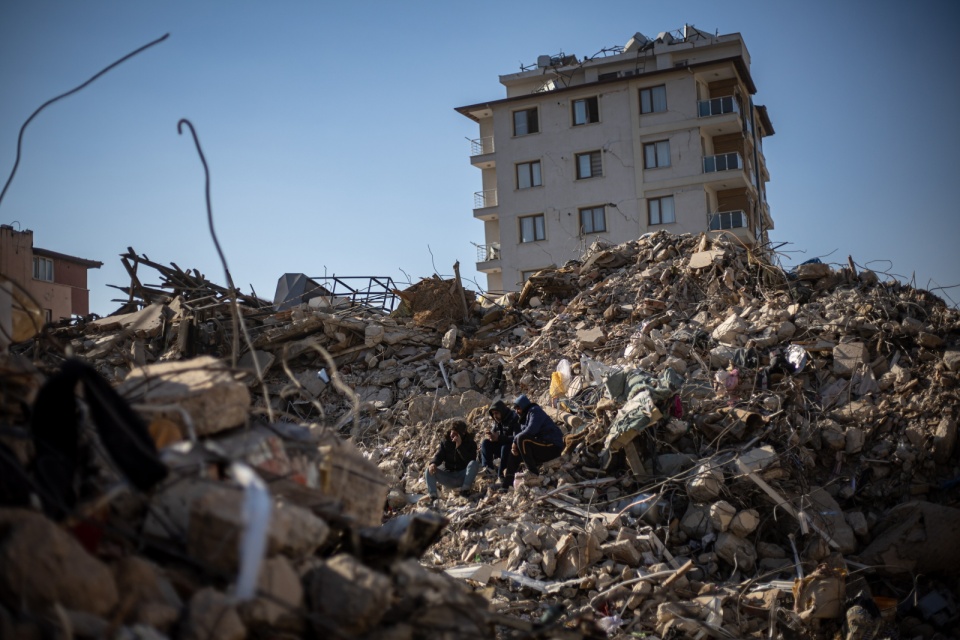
[2,230,959,639]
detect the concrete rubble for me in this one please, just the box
[2,231,959,639]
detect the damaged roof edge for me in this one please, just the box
[33,246,104,268]
[455,55,757,121]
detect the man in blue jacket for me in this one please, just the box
[481,400,522,482]
[500,394,564,491]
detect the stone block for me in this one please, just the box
[711,314,748,345]
[715,532,757,572]
[118,355,250,436]
[944,350,960,372]
[933,418,957,464]
[833,342,868,377]
[182,588,245,640]
[185,484,330,573]
[686,463,723,502]
[239,556,303,628]
[600,539,641,567]
[364,324,385,346]
[708,501,736,532]
[0,509,118,616]
[729,509,759,537]
[577,327,606,349]
[308,554,391,637]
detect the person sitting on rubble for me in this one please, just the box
[422,419,479,502]
[499,394,564,491]
[480,400,522,482]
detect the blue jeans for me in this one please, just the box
[424,460,480,497]
[480,437,513,476]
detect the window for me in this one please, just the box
[648,196,676,225]
[579,206,606,234]
[33,256,53,282]
[643,140,671,168]
[576,151,602,179]
[513,108,539,136]
[519,214,545,243]
[640,85,667,114]
[516,161,542,189]
[709,211,748,230]
[572,96,599,125]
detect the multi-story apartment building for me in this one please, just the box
[0,225,102,324]
[456,25,775,294]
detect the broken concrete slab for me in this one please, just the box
[119,355,250,436]
[0,509,118,616]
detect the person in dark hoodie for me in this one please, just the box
[500,394,564,490]
[422,419,479,502]
[480,399,522,482]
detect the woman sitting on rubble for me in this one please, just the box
[499,394,564,492]
[422,419,480,503]
[480,400,522,484]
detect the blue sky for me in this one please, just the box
[1,0,958,316]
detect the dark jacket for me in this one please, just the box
[432,422,478,472]
[487,400,521,440]
[515,403,564,448]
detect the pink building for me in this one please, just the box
[0,225,103,322]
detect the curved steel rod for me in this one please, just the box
[0,33,170,209]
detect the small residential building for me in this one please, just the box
[456,25,775,293]
[0,225,103,322]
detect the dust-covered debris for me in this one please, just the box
[4,230,960,639]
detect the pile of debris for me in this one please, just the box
[3,230,959,639]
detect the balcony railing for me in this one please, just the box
[474,189,497,209]
[703,152,743,173]
[708,210,748,231]
[470,136,495,156]
[476,243,501,262]
[698,95,738,118]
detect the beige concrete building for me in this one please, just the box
[456,25,774,294]
[0,225,102,323]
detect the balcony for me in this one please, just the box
[698,96,739,118]
[703,152,743,174]
[708,210,747,231]
[469,136,495,169]
[475,243,501,273]
[473,189,499,221]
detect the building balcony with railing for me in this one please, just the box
[703,152,742,173]
[469,136,495,169]
[475,242,501,273]
[473,189,498,221]
[708,210,747,230]
[698,95,739,118]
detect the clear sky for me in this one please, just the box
[1,0,958,316]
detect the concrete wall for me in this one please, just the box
[0,226,96,322]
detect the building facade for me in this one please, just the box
[0,225,103,323]
[456,25,774,294]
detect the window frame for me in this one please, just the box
[643,139,671,169]
[575,150,602,179]
[33,256,54,282]
[647,195,676,226]
[639,85,667,114]
[518,214,546,243]
[520,269,541,283]
[516,160,542,189]
[513,107,539,136]
[572,96,599,126]
[579,205,607,234]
